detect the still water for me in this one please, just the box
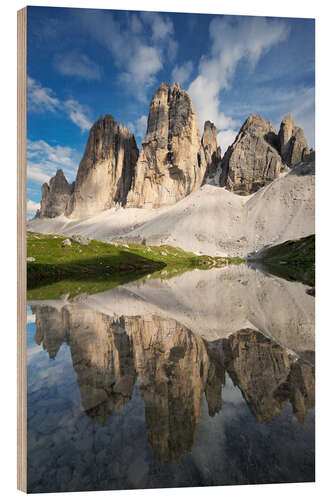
[27,264,315,492]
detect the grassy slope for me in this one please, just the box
[257,234,315,287]
[27,232,243,299]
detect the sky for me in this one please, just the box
[27,6,315,217]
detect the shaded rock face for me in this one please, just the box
[220,114,284,195]
[32,304,315,464]
[202,121,222,185]
[37,169,74,218]
[66,115,139,218]
[126,315,209,465]
[64,307,136,424]
[224,330,293,423]
[31,305,67,359]
[126,82,207,208]
[209,329,315,425]
[278,114,309,167]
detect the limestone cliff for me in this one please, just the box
[37,169,74,218]
[34,80,315,217]
[201,120,222,185]
[220,114,284,195]
[66,115,139,218]
[126,82,207,208]
[278,113,309,167]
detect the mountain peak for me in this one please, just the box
[126,81,208,208]
[278,114,308,166]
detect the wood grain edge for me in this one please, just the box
[17,6,27,493]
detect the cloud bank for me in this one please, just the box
[54,52,103,81]
[188,16,290,152]
[28,77,92,132]
[79,11,177,101]
[27,139,80,185]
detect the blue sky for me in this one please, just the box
[27,6,315,216]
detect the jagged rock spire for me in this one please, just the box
[66,115,139,218]
[201,121,222,185]
[220,114,284,195]
[38,169,74,218]
[278,113,309,166]
[126,82,207,208]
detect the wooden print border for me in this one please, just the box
[17,6,27,493]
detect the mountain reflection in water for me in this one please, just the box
[27,265,315,493]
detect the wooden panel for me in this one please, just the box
[17,6,27,493]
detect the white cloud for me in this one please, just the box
[122,45,163,90]
[78,11,175,101]
[27,200,40,216]
[217,129,238,155]
[27,164,51,184]
[222,85,315,148]
[167,39,178,62]
[27,140,77,167]
[172,61,194,86]
[28,76,92,132]
[28,77,60,113]
[54,52,102,81]
[27,139,80,187]
[141,12,174,42]
[64,99,92,132]
[188,16,290,152]
[128,115,147,140]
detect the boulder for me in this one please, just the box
[71,234,91,245]
[66,115,139,218]
[62,238,71,247]
[278,113,308,166]
[126,82,207,208]
[220,114,284,195]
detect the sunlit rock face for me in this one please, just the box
[37,169,74,218]
[31,299,315,465]
[66,115,139,218]
[202,120,222,185]
[126,82,207,208]
[278,113,309,167]
[220,114,284,195]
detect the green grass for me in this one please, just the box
[256,234,315,287]
[27,232,244,300]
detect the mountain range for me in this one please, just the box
[29,82,315,257]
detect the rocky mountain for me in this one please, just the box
[220,114,284,195]
[126,82,209,208]
[37,169,74,218]
[278,113,310,167]
[66,115,139,218]
[34,81,313,218]
[220,113,311,195]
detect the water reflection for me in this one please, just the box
[27,265,315,492]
